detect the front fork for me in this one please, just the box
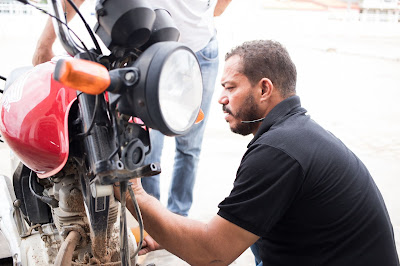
[76,79,161,265]
[77,92,131,264]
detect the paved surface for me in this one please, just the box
[0,1,399,265]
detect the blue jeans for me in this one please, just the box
[250,242,263,266]
[142,35,219,216]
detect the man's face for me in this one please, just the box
[218,55,263,136]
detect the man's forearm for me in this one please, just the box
[36,19,57,51]
[125,189,229,265]
[214,0,232,16]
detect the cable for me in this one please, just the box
[107,102,121,161]
[119,182,130,265]
[128,185,144,258]
[66,0,102,55]
[22,0,91,57]
[28,171,59,208]
[77,94,99,137]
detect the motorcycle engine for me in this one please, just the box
[46,161,124,264]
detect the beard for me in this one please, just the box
[223,94,263,136]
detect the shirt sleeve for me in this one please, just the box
[217,143,305,237]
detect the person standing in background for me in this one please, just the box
[32,0,232,217]
[142,0,231,217]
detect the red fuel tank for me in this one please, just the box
[0,61,77,178]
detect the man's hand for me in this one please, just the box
[131,226,163,256]
[116,180,162,256]
[128,178,145,195]
[113,178,145,202]
[139,235,163,256]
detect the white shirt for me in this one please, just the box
[149,0,217,52]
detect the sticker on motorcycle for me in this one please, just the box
[1,72,29,113]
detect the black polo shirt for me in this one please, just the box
[218,96,399,266]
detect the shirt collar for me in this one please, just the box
[248,95,306,147]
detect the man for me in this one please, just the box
[32,0,232,217]
[124,40,399,265]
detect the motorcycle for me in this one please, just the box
[0,0,203,265]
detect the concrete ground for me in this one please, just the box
[0,1,399,265]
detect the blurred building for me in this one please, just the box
[261,0,399,21]
[359,0,400,21]
[0,0,46,15]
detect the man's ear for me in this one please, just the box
[259,78,273,101]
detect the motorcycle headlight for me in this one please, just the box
[117,42,203,136]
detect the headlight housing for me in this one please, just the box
[117,41,203,136]
[94,0,155,49]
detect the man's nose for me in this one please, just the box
[218,91,228,105]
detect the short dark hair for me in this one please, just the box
[225,40,297,98]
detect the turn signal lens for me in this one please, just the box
[54,58,110,95]
[195,109,204,124]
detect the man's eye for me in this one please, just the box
[226,87,234,90]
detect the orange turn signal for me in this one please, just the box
[195,109,204,124]
[54,58,111,95]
